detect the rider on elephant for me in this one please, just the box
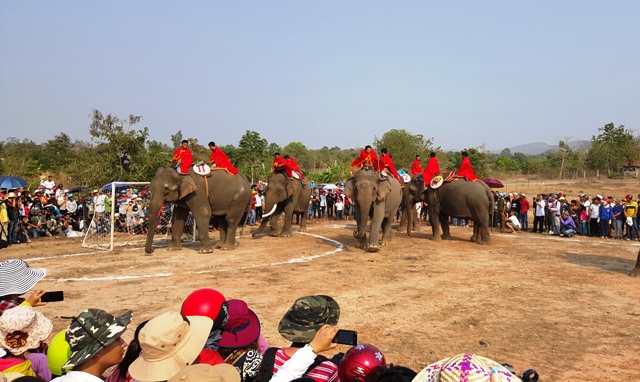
[422,152,441,186]
[208,141,238,175]
[350,145,379,169]
[411,155,422,176]
[379,148,401,182]
[171,139,193,174]
[272,153,294,177]
[445,151,479,182]
[283,155,304,180]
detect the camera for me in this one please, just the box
[501,364,539,382]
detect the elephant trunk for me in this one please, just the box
[144,197,165,254]
[407,204,415,237]
[262,203,278,218]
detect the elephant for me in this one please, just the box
[344,168,402,252]
[398,177,420,232]
[144,167,252,254]
[252,172,311,237]
[404,176,493,244]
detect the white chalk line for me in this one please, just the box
[52,231,344,281]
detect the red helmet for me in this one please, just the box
[338,344,386,382]
[181,289,227,329]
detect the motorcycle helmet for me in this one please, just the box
[338,344,386,382]
[181,288,228,330]
[47,329,72,376]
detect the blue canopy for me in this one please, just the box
[101,182,133,192]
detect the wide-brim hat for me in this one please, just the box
[63,309,132,369]
[0,305,53,355]
[278,295,340,343]
[412,353,519,382]
[168,363,241,382]
[129,312,213,382]
[219,300,261,349]
[0,259,46,297]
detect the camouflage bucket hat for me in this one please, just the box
[278,295,340,343]
[63,308,133,369]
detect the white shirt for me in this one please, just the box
[589,203,600,219]
[43,180,55,193]
[508,215,521,228]
[535,200,546,217]
[94,194,107,213]
[335,201,343,211]
[51,371,104,382]
[254,194,262,207]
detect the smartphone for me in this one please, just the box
[41,291,64,303]
[332,329,357,345]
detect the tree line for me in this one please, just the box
[0,109,637,189]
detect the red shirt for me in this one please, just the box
[272,156,293,177]
[273,348,338,382]
[287,157,305,179]
[519,198,530,214]
[456,157,479,181]
[380,153,400,182]
[209,147,239,175]
[195,349,225,366]
[422,157,441,185]
[350,149,379,169]
[411,159,423,176]
[173,147,193,174]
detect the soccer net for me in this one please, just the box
[82,181,196,251]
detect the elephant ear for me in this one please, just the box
[179,175,198,199]
[344,177,355,199]
[285,178,296,197]
[377,179,392,201]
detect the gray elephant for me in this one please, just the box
[405,176,493,244]
[344,168,402,252]
[252,172,311,237]
[144,167,252,254]
[398,177,420,232]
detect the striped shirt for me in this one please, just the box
[273,348,338,382]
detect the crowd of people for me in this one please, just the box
[0,259,536,382]
[492,191,640,240]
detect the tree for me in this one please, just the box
[499,148,512,158]
[373,129,436,171]
[282,142,311,170]
[494,156,520,172]
[445,147,489,177]
[586,123,639,175]
[170,130,184,148]
[237,130,268,183]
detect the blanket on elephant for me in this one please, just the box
[210,147,239,175]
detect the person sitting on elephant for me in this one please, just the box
[208,142,239,175]
[283,155,304,180]
[422,152,441,186]
[454,151,479,181]
[272,153,293,177]
[411,155,422,176]
[171,139,193,174]
[350,145,379,170]
[379,148,401,182]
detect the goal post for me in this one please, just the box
[82,181,196,251]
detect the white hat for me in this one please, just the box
[0,259,46,296]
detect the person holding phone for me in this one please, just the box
[256,295,341,382]
[0,259,47,317]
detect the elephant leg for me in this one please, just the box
[169,208,188,250]
[479,216,491,245]
[269,209,283,236]
[440,212,453,240]
[367,203,385,252]
[381,217,395,245]
[471,223,479,242]
[252,215,271,237]
[299,211,308,232]
[214,217,225,248]
[429,211,442,241]
[218,219,237,250]
[280,201,295,237]
[194,212,213,254]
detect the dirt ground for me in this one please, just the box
[4,180,640,381]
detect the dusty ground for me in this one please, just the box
[4,180,640,381]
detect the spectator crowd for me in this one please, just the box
[0,258,537,382]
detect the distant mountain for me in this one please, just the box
[494,140,591,156]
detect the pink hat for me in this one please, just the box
[413,353,519,382]
[0,306,53,355]
[218,300,261,349]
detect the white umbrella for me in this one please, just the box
[322,184,338,191]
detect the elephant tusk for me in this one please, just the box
[261,204,278,218]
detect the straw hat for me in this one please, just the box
[412,353,519,382]
[0,306,53,355]
[168,363,240,382]
[129,311,213,382]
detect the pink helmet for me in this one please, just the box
[338,344,386,382]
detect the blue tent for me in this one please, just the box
[101,182,132,192]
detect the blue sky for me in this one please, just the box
[1,1,638,151]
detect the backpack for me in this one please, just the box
[254,347,328,382]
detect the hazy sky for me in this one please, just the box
[1,1,638,151]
